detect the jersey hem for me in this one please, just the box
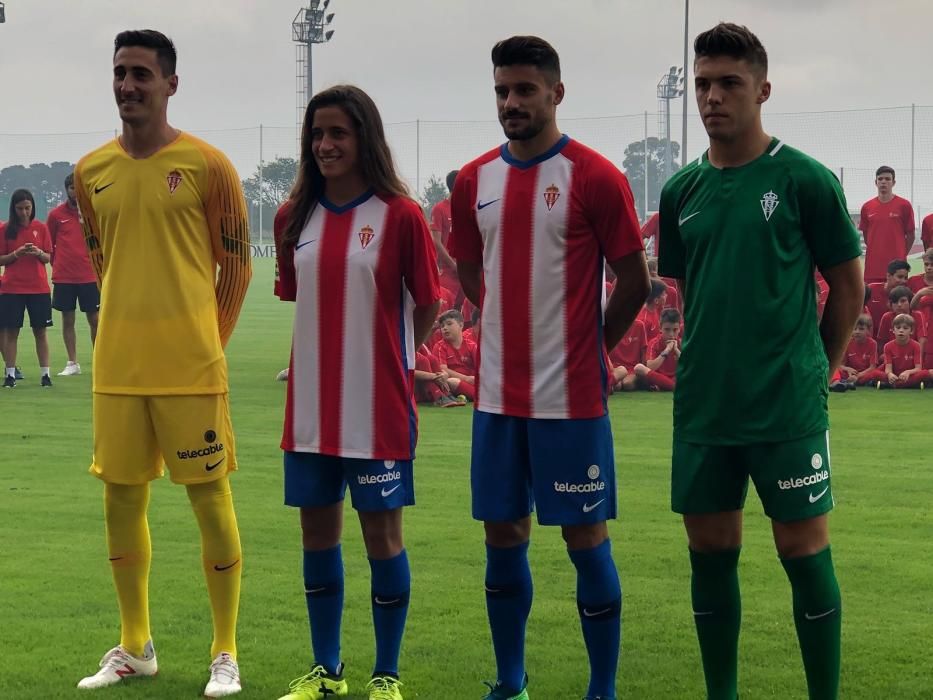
[476,403,608,420]
[672,425,829,447]
[92,386,228,396]
[282,443,415,461]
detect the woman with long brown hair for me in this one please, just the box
[273,85,440,700]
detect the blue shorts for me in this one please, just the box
[284,451,415,512]
[471,410,617,526]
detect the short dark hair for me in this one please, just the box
[446,170,459,193]
[876,165,895,179]
[647,278,668,304]
[887,259,910,275]
[114,30,177,76]
[660,308,682,325]
[64,172,74,188]
[694,23,768,77]
[855,313,873,329]
[893,313,915,329]
[888,285,913,304]
[438,309,464,326]
[491,35,561,82]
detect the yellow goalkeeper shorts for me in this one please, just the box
[90,393,238,485]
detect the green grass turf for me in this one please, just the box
[1,259,931,699]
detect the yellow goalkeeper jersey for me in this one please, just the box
[74,131,252,395]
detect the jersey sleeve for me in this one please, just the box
[449,166,482,263]
[73,164,104,284]
[858,202,869,233]
[399,200,440,307]
[903,200,916,234]
[657,181,686,279]
[38,222,53,255]
[203,147,253,347]
[273,202,297,302]
[922,215,933,250]
[582,161,643,262]
[797,163,863,271]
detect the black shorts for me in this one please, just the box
[0,293,53,329]
[52,282,100,313]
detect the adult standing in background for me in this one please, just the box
[859,166,914,284]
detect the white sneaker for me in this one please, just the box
[58,362,81,376]
[275,368,289,382]
[77,640,157,689]
[204,652,241,697]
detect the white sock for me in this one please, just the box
[5,367,14,378]
[41,367,50,377]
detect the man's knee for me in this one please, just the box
[485,517,531,548]
[684,510,743,552]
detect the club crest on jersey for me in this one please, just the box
[166,169,183,195]
[760,190,779,221]
[359,225,375,249]
[543,184,560,211]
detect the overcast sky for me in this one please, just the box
[2,0,930,129]
[2,0,932,210]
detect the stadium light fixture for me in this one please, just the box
[326,12,335,24]
[325,29,335,41]
[0,2,6,24]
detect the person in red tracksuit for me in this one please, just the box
[609,318,646,392]
[634,308,680,391]
[865,314,930,388]
[432,309,478,402]
[875,286,926,355]
[839,315,880,387]
[0,189,54,388]
[48,171,100,377]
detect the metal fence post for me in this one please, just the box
[259,124,264,245]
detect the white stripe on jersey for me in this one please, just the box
[530,155,573,414]
[292,220,323,451]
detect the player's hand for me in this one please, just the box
[888,372,899,384]
[14,244,31,258]
[898,370,912,381]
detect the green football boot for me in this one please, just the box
[278,663,348,699]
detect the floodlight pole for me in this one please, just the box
[681,0,689,166]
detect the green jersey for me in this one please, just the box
[658,138,861,445]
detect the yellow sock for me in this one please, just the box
[104,483,152,657]
[187,476,242,658]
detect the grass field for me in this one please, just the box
[2,259,932,699]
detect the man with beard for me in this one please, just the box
[450,35,649,700]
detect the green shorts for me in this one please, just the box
[671,430,833,523]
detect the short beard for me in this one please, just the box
[499,113,547,142]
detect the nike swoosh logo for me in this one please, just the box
[484,585,501,593]
[108,556,124,561]
[213,559,239,571]
[582,498,605,513]
[477,198,500,210]
[374,596,401,605]
[583,607,611,618]
[94,183,114,194]
[381,484,401,497]
[805,608,836,621]
[305,586,326,594]
[296,239,318,250]
[809,486,829,504]
[206,457,225,471]
[678,210,701,226]
[693,610,714,616]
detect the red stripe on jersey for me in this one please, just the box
[564,171,606,416]
[371,205,414,456]
[500,165,538,415]
[317,212,354,451]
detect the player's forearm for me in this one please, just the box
[819,259,864,375]
[906,233,916,256]
[0,253,17,265]
[216,259,253,347]
[447,369,473,382]
[645,355,666,371]
[604,251,650,350]
[413,301,440,348]
[457,260,483,308]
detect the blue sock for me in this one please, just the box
[569,539,622,700]
[485,541,533,693]
[303,546,344,675]
[370,549,411,677]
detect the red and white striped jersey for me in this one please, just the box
[275,192,440,459]
[449,136,643,419]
